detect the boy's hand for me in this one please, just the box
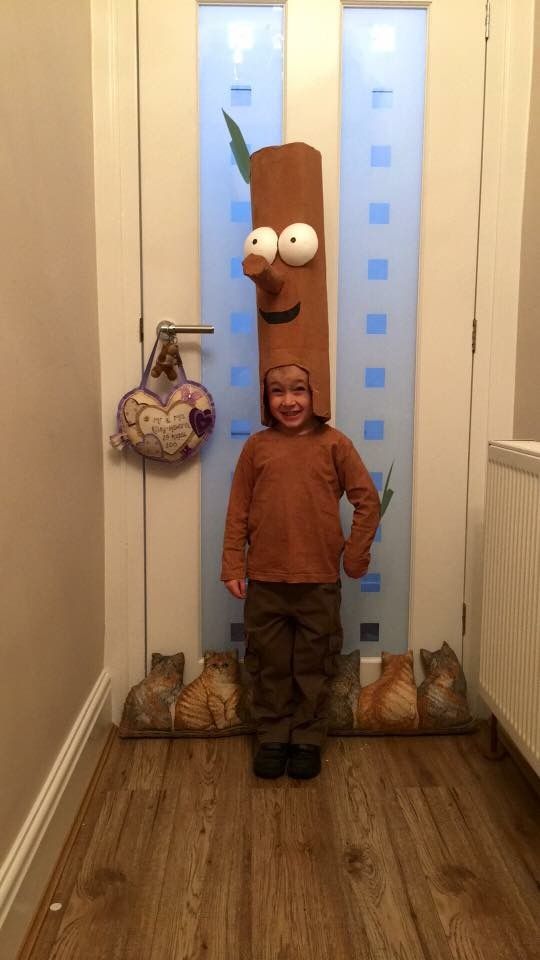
[343,555,369,579]
[224,579,247,599]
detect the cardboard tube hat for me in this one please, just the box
[225,114,330,426]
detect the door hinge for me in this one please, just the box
[485,1,491,39]
[472,316,477,354]
[139,316,144,342]
[462,602,467,636]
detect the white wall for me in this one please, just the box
[0,0,106,953]
[514,3,540,440]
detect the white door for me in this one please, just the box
[137,0,487,683]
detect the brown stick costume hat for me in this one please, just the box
[224,113,330,425]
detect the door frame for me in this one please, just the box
[92,0,534,720]
[91,0,145,722]
[462,0,536,708]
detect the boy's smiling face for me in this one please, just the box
[265,365,317,435]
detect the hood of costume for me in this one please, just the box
[243,142,331,425]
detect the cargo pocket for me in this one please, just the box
[243,644,260,677]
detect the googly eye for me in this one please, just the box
[278,223,318,266]
[243,227,278,265]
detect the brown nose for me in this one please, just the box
[242,253,284,295]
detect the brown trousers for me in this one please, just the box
[243,580,343,746]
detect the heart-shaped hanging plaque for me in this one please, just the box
[111,338,215,463]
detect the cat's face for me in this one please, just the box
[149,652,185,685]
[421,642,459,678]
[203,650,239,681]
[335,650,360,677]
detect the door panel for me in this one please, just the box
[138,0,201,678]
[138,0,486,678]
[198,4,285,660]
[337,7,427,654]
[411,0,485,657]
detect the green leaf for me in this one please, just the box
[380,461,395,519]
[222,109,251,183]
[380,488,394,519]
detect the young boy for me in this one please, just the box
[221,364,380,779]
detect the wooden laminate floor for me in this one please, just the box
[22,729,540,960]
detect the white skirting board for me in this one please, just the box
[0,671,112,960]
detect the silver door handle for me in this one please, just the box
[156,320,215,340]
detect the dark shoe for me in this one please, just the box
[253,742,289,779]
[287,744,321,780]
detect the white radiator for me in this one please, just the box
[479,441,540,774]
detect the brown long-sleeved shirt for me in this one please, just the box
[221,425,380,583]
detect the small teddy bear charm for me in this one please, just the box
[151,338,182,381]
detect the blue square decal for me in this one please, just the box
[369,203,390,225]
[368,259,388,280]
[361,573,381,593]
[231,419,251,438]
[230,312,253,335]
[230,201,251,223]
[230,257,243,279]
[231,367,251,388]
[371,145,392,167]
[366,313,387,335]
[360,622,380,642]
[365,368,386,388]
[230,622,245,643]
[231,366,251,388]
[231,85,252,107]
[372,89,393,109]
[374,526,382,543]
[364,420,384,441]
[370,472,383,491]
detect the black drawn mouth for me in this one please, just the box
[259,302,301,325]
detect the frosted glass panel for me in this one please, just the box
[199,5,284,652]
[337,8,427,655]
